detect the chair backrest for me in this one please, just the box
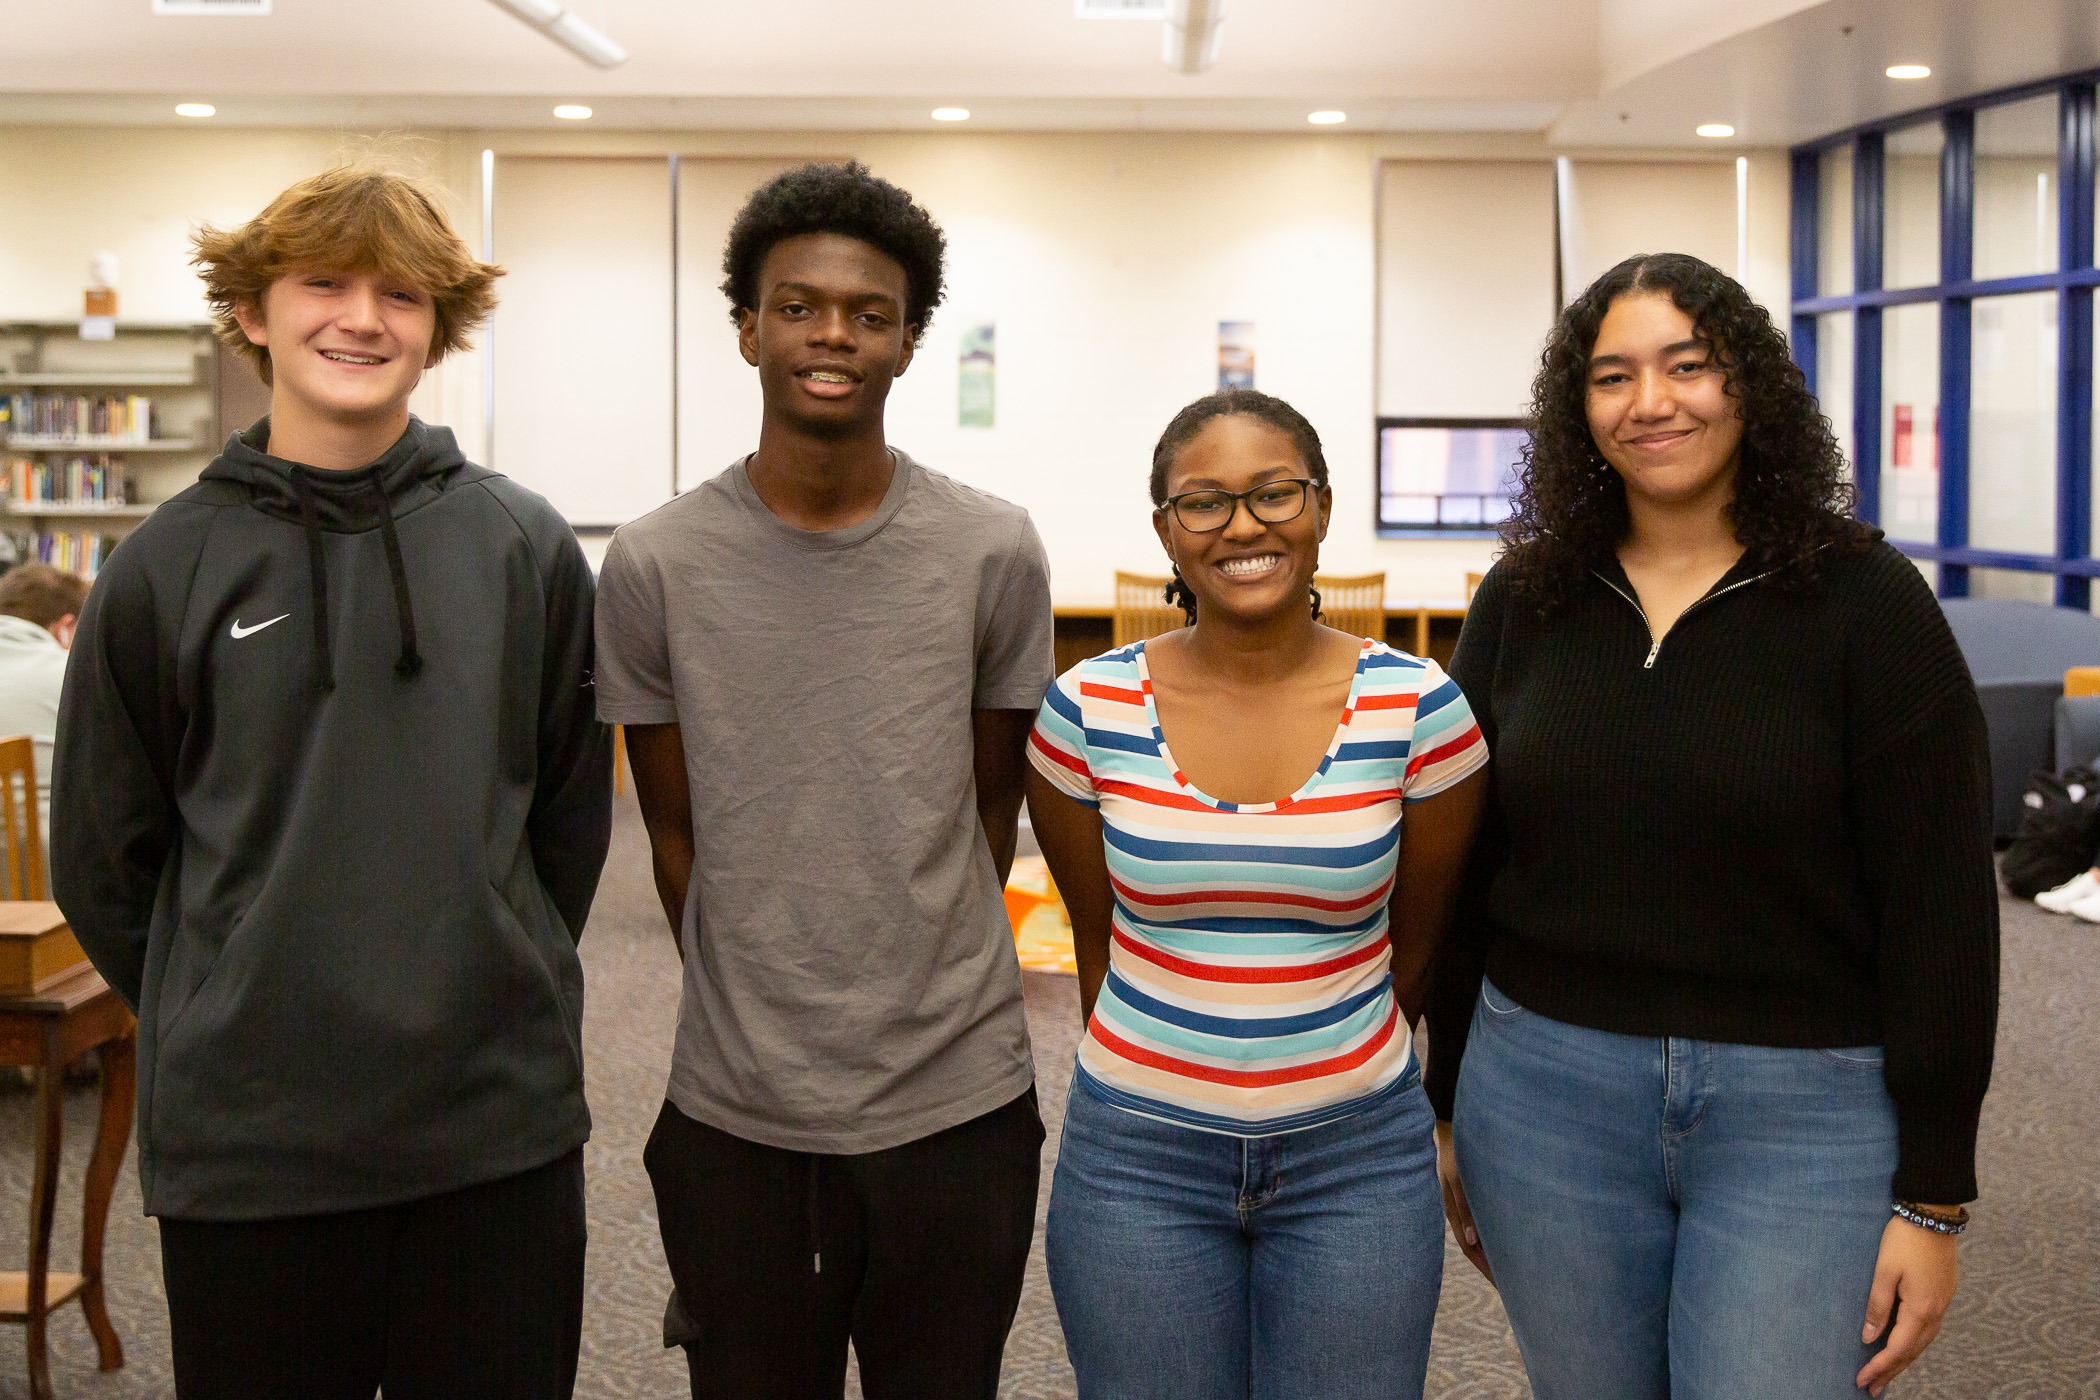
[1941,598,2100,683]
[0,735,46,901]
[1113,572,1184,648]
[1465,571,1485,602]
[1315,572,1386,642]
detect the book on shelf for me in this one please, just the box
[4,453,130,507]
[15,529,118,578]
[0,391,157,446]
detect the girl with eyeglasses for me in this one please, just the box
[1025,388,1489,1398]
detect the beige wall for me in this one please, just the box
[0,122,1796,606]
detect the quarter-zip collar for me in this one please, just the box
[1592,551,1783,670]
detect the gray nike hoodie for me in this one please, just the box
[53,417,611,1220]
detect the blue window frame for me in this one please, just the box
[1791,69,2100,606]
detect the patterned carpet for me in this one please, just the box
[0,790,2093,1398]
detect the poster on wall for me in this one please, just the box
[1217,321,1255,390]
[958,323,996,428]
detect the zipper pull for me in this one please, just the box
[1643,641,1660,670]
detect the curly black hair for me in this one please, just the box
[720,160,947,338]
[1498,252,1873,609]
[1148,389,1331,624]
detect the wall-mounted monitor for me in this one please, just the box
[1376,417,1529,536]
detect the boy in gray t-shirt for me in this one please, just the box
[595,161,1053,1399]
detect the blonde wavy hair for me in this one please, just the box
[191,162,502,384]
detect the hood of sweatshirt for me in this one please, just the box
[199,418,470,689]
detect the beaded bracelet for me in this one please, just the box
[1892,1200,1969,1235]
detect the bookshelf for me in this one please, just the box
[0,322,221,577]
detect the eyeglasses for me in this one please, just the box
[1161,478,1317,533]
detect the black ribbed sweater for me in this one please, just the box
[1424,540,1999,1204]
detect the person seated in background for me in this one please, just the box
[0,562,88,859]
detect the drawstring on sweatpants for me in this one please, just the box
[807,1155,822,1275]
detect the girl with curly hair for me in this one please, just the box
[1425,253,1998,1399]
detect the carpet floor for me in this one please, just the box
[1,789,2093,1398]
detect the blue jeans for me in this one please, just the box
[1453,979,1900,1400]
[1046,1069,1444,1400]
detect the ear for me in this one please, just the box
[1152,506,1176,561]
[893,327,919,379]
[231,295,270,348]
[49,614,76,649]
[736,308,760,368]
[1314,483,1334,544]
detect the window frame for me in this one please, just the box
[1791,68,2100,605]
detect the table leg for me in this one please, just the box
[79,1032,133,1371]
[25,1031,64,1400]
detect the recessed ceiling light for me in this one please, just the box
[1696,123,1737,139]
[931,107,971,122]
[1307,110,1347,126]
[1886,64,1932,80]
[174,103,216,119]
[552,104,593,120]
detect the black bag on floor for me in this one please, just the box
[2001,765,2100,899]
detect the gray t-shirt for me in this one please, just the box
[594,452,1053,1153]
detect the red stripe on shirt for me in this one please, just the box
[1090,1001,1399,1087]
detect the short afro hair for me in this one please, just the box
[720,161,947,340]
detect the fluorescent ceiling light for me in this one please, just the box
[1886,64,1932,80]
[486,0,627,69]
[153,0,269,12]
[552,104,592,120]
[931,107,971,122]
[1307,110,1346,126]
[1696,123,1736,139]
[174,102,217,118]
[1074,0,1167,14]
[1163,0,1226,74]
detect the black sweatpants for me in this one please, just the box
[158,1147,587,1400]
[645,1090,1044,1400]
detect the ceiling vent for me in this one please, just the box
[152,0,270,13]
[1075,0,1167,16]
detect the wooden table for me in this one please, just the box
[0,964,135,1400]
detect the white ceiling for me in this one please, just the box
[0,0,2094,145]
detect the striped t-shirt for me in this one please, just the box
[1028,638,1488,1136]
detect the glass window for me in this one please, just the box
[1881,303,1940,542]
[1974,97,2060,280]
[1968,292,2058,556]
[1819,144,1854,296]
[1971,566,2055,602]
[1886,123,1944,288]
[1815,312,1856,483]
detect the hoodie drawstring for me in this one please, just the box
[289,473,336,693]
[371,476,424,679]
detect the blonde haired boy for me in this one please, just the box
[53,163,610,1400]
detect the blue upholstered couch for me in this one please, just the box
[1938,597,2100,839]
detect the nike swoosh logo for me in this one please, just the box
[230,614,290,640]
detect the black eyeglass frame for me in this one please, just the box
[1158,477,1321,534]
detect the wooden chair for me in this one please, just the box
[0,737,46,902]
[1465,571,1485,602]
[1314,572,1386,642]
[1113,572,1184,648]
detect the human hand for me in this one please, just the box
[1857,1213,1960,1395]
[1435,1119,1493,1284]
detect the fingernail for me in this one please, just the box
[1465,1227,1477,1245]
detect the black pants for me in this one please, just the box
[645,1090,1044,1400]
[159,1148,587,1400]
